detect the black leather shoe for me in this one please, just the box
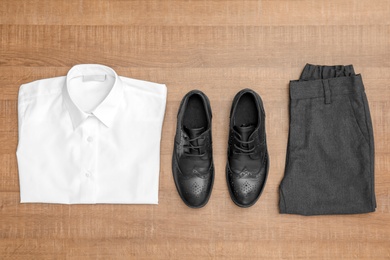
[226,89,269,208]
[172,90,214,208]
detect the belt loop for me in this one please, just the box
[322,79,332,104]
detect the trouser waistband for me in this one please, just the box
[290,64,364,101]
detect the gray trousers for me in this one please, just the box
[279,64,376,215]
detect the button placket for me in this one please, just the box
[90,117,99,202]
[79,117,97,202]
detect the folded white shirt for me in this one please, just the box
[17,64,167,204]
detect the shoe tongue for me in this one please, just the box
[234,124,255,141]
[184,126,205,139]
[183,126,206,157]
[230,124,257,172]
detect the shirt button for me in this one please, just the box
[85,171,91,177]
[87,136,94,142]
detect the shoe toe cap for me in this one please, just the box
[227,170,265,207]
[180,177,212,208]
[173,163,213,208]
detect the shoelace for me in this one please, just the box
[184,135,206,157]
[233,134,255,155]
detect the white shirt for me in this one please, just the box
[16,64,167,204]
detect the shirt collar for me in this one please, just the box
[62,64,123,129]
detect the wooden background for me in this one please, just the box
[1,0,390,259]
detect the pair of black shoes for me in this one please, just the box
[172,89,269,208]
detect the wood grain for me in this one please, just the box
[1,0,390,259]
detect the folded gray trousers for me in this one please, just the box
[279,64,376,216]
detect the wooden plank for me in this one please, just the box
[1,25,389,68]
[2,238,388,259]
[0,0,389,26]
